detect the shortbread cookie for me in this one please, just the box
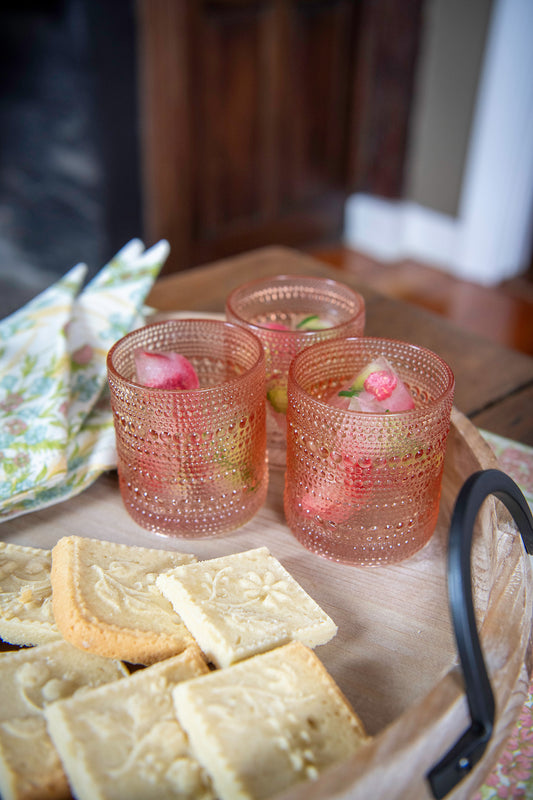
[51,536,197,664]
[0,639,127,800]
[45,645,214,800]
[173,641,369,800]
[0,717,70,800]
[156,547,337,667]
[0,542,61,646]
[0,639,128,723]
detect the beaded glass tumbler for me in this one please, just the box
[284,337,455,565]
[225,275,365,468]
[107,319,268,537]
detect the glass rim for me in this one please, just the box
[106,317,265,394]
[225,273,366,336]
[288,336,455,417]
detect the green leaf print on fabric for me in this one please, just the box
[0,239,170,522]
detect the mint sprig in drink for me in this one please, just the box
[334,356,415,413]
[284,337,455,565]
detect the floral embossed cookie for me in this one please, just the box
[45,646,214,800]
[173,641,369,800]
[156,547,337,668]
[51,536,198,665]
[0,639,127,800]
[0,541,61,646]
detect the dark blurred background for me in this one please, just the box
[0,0,140,316]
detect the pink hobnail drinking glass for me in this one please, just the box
[107,319,268,537]
[284,337,455,565]
[225,275,365,468]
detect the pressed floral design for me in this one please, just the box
[208,567,294,609]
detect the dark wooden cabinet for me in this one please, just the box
[137,0,423,273]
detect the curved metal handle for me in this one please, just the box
[427,468,533,798]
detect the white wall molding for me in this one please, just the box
[344,194,463,275]
[345,0,533,286]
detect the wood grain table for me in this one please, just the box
[148,246,533,447]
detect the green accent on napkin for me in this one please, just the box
[0,239,170,521]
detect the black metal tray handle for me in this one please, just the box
[427,469,533,798]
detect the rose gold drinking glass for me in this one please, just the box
[284,337,455,565]
[225,275,365,468]
[107,319,268,537]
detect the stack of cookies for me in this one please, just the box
[0,537,369,800]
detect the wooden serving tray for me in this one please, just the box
[2,408,531,800]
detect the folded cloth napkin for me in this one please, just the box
[0,238,170,522]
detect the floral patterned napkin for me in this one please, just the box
[0,238,170,522]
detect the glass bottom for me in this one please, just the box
[118,470,268,538]
[284,492,440,566]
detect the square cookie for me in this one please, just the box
[51,536,197,664]
[0,640,128,723]
[0,640,127,800]
[156,547,337,667]
[45,645,214,800]
[173,641,368,800]
[0,717,69,800]
[0,541,61,646]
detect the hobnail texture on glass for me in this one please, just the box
[107,319,268,537]
[225,275,366,468]
[284,337,455,566]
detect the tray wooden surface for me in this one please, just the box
[2,406,532,799]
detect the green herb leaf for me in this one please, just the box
[296,314,319,329]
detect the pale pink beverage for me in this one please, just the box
[284,337,455,565]
[226,275,366,468]
[107,319,268,537]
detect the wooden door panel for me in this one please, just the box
[192,3,270,233]
[138,0,422,273]
[187,0,355,268]
[280,1,355,205]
